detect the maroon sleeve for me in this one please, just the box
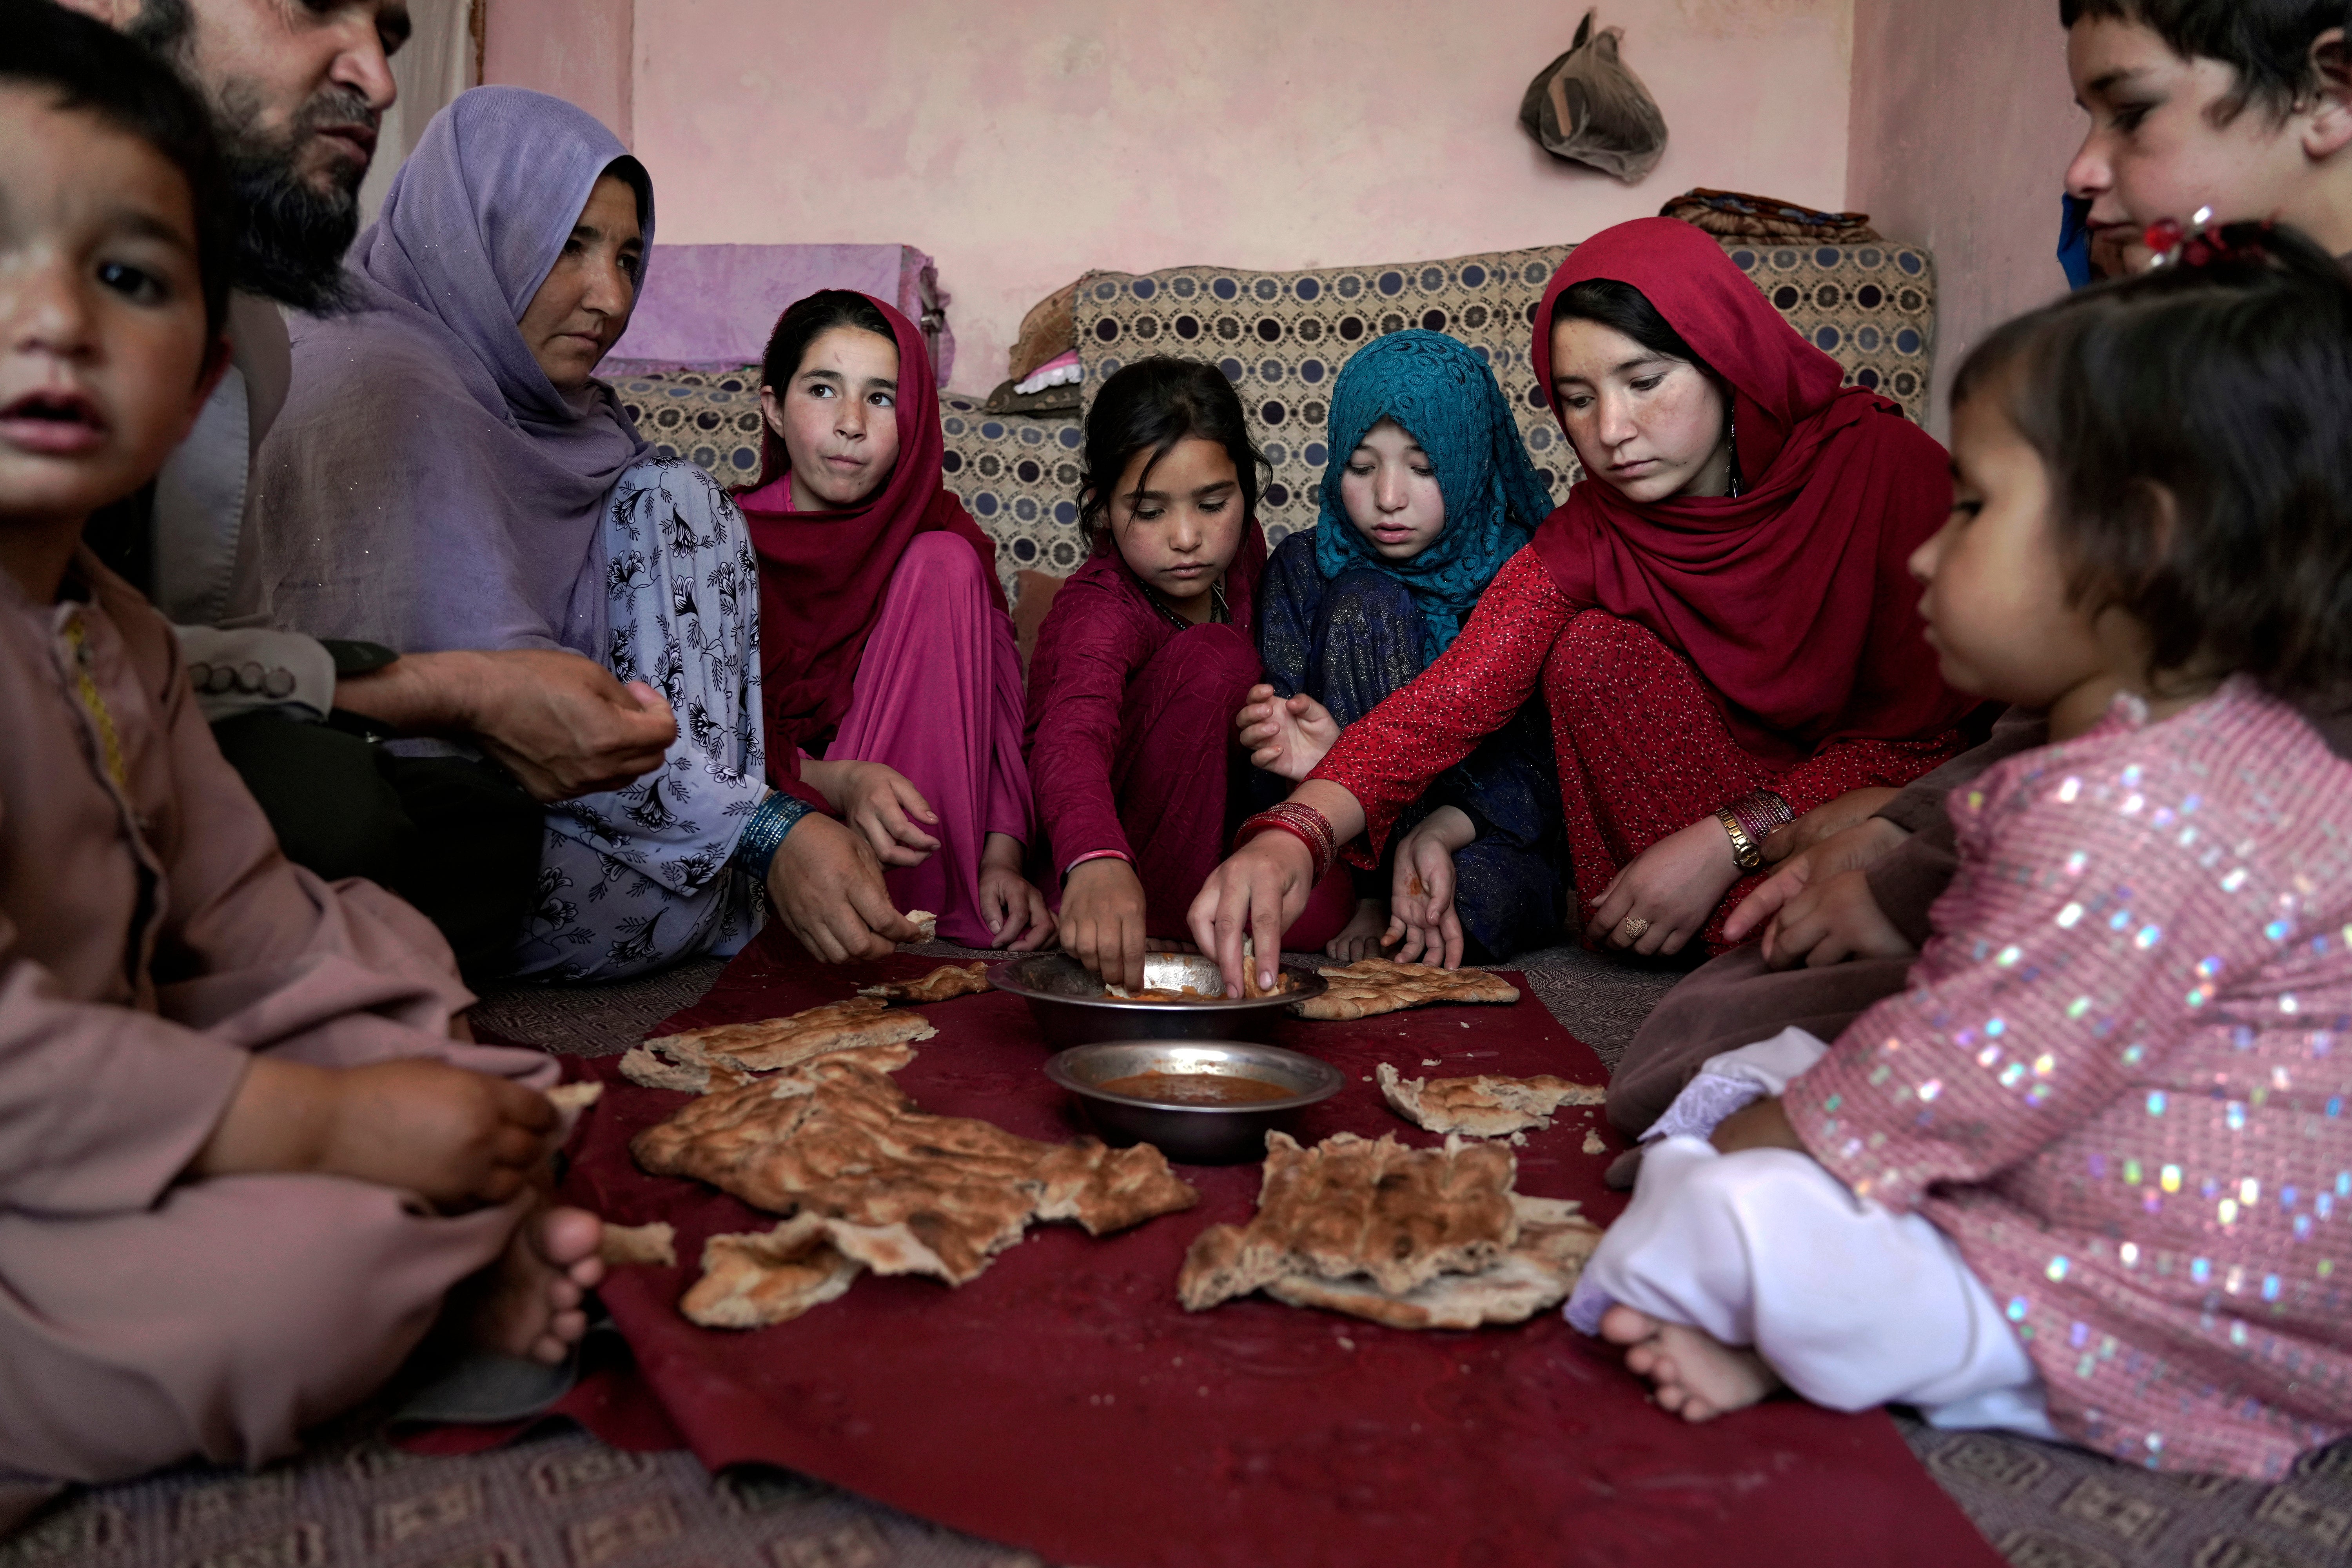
[1023,566,1151,874]
[1767,730,1968,817]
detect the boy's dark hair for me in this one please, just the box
[2,0,233,343]
[2059,1,2352,121]
[1550,277,1720,380]
[1078,359,1266,547]
[1953,221,2352,704]
[750,289,898,489]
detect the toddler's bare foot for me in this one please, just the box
[1326,898,1388,962]
[470,1203,606,1364]
[1142,937,1200,954]
[1601,1304,1782,1422]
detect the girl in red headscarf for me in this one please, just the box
[1194,218,1976,991]
[737,291,1053,952]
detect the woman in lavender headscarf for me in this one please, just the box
[253,89,878,980]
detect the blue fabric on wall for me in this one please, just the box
[1310,330,1554,661]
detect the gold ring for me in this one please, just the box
[1618,916,1652,942]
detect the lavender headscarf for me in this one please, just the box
[253,87,651,656]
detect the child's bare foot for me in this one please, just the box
[1142,936,1199,953]
[1600,1304,1782,1422]
[1325,898,1388,962]
[469,1203,606,1364]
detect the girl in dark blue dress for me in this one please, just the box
[1242,330,1565,961]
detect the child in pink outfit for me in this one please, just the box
[1572,224,2352,1479]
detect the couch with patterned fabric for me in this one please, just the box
[612,237,1937,606]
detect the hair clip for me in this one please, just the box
[2143,206,2272,270]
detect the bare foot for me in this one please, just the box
[470,1203,606,1364]
[1326,898,1388,962]
[1600,1304,1782,1422]
[1142,937,1200,954]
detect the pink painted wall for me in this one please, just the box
[1846,0,2082,437]
[483,0,635,144]
[624,0,1858,390]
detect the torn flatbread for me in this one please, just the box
[621,1000,933,1092]
[635,1051,1196,1289]
[1180,1138,1601,1328]
[598,1220,677,1268]
[546,1082,603,1113]
[1377,1062,1606,1137]
[904,909,938,941]
[1177,1131,1519,1308]
[858,962,990,1004]
[680,1216,863,1328]
[1292,958,1520,1021]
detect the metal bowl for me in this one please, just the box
[986,952,1327,1049]
[1044,1039,1343,1164]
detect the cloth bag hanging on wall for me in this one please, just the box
[1518,9,1668,185]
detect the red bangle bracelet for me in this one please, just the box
[1237,802,1337,886]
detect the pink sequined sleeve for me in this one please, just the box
[1786,696,2306,1214]
[1308,548,1570,865]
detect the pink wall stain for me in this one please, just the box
[483,0,635,143]
[1846,0,2082,439]
[614,0,1858,388]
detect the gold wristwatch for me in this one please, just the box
[1716,807,1764,871]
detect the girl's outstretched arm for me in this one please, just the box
[1191,779,1368,996]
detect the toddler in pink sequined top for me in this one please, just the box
[1568,223,2352,1479]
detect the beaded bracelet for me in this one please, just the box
[733,789,813,882]
[1236,802,1338,886]
[1729,789,1793,848]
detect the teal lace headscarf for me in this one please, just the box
[1312,330,1554,659]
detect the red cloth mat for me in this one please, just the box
[531,931,2005,1568]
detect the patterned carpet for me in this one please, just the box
[13,944,2350,1568]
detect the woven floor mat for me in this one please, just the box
[15,941,2348,1567]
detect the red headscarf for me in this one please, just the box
[737,295,1007,775]
[1529,217,1969,764]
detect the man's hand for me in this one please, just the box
[336,648,677,802]
[191,1056,557,1211]
[978,832,1054,951]
[766,813,920,962]
[1236,683,1341,782]
[1062,857,1149,990]
[799,758,941,867]
[1585,815,1744,958]
[1723,815,1910,944]
[1760,867,1916,969]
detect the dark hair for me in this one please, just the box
[1953,220,2352,703]
[1078,358,1266,549]
[2058,0,2352,122]
[1550,277,1719,379]
[750,289,898,489]
[2,0,232,342]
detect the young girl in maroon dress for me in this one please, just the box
[737,292,1052,952]
[1203,218,1975,985]
[1024,359,1352,988]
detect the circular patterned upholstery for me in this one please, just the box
[605,238,1936,602]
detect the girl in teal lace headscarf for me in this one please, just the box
[1253,330,1565,963]
[1310,330,1556,658]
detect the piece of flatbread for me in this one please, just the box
[633,1050,1196,1287]
[1259,1195,1603,1329]
[1377,1063,1606,1137]
[622,1000,935,1094]
[598,1220,677,1268]
[1293,958,1520,1021]
[546,1082,604,1113]
[904,909,939,942]
[1177,1131,1519,1309]
[680,1216,864,1328]
[858,962,991,1004]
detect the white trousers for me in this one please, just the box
[1570,1031,2058,1438]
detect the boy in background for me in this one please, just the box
[0,1,600,1530]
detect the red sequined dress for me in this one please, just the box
[1308,548,1964,950]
